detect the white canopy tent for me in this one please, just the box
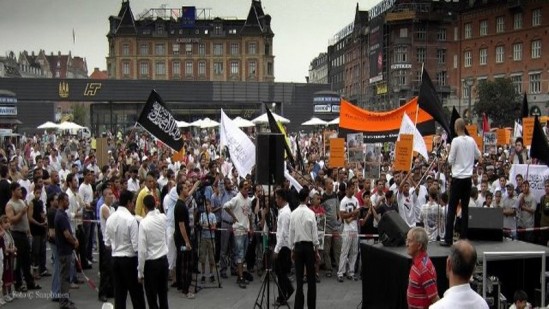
[327,117,340,125]
[37,121,59,129]
[176,120,191,128]
[232,116,255,128]
[57,121,83,130]
[251,112,290,124]
[190,118,219,129]
[301,117,327,126]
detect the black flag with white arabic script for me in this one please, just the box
[137,90,183,151]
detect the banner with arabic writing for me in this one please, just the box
[137,90,183,151]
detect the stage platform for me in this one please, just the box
[361,239,549,309]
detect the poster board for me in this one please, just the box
[466,124,478,136]
[496,128,511,146]
[522,117,535,147]
[393,134,413,172]
[473,135,484,153]
[364,144,382,180]
[347,133,364,163]
[423,135,434,153]
[95,137,109,168]
[323,130,338,157]
[329,138,345,168]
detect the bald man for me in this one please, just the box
[430,240,488,308]
[441,119,481,246]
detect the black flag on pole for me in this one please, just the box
[137,90,183,151]
[418,68,451,136]
[264,104,295,166]
[530,116,549,167]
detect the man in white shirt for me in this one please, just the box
[79,169,95,265]
[337,181,359,282]
[397,173,420,228]
[127,169,140,193]
[104,190,145,309]
[289,188,320,309]
[442,119,481,246]
[138,195,169,309]
[273,189,294,306]
[429,240,488,308]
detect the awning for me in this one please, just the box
[0,118,22,124]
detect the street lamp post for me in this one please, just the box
[466,78,474,124]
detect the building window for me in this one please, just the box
[265,43,271,56]
[400,28,408,38]
[172,61,180,76]
[230,43,239,55]
[436,49,446,64]
[267,62,273,75]
[463,81,471,98]
[248,42,257,55]
[230,61,239,75]
[155,62,165,75]
[155,44,165,56]
[122,62,130,76]
[531,40,541,59]
[514,12,522,30]
[248,61,256,76]
[437,28,446,41]
[214,24,223,35]
[213,62,223,75]
[198,44,205,56]
[480,20,488,36]
[172,44,179,55]
[185,44,192,55]
[213,43,223,56]
[496,16,505,33]
[140,62,148,76]
[479,48,487,65]
[496,46,504,63]
[395,70,406,86]
[185,61,193,76]
[436,71,447,86]
[464,23,472,39]
[122,44,130,56]
[511,75,522,94]
[532,9,541,26]
[140,44,149,56]
[198,61,206,76]
[464,51,472,67]
[394,46,407,63]
[417,48,426,63]
[513,43,522,61]
[416,25,426,40]
[529,73,541,94]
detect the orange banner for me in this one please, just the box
[339,98,435,142]
[522,117,535,146]
[473,135,483,151]
[466,124,478,137]
[329,138,345,168]
[423,135,434,152]
[394,134,413,172]
[496,128,511,146]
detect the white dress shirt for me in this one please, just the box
[104,206,139,257]
[274,204,291,254]
[289,204,319,250]
[137,209,169,279]
[127,177,140,193]
[429,283,488,309]
[78,182,93,206]
[448,135,481,179]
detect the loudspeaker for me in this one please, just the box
[468,207,503,241]
[255,133,284,185]
[378,211,410,247]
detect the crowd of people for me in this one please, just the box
[0,118,547,309]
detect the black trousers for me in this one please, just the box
[294,241,317,309]
[98,229,113,298]
[76,224,89,268]
[12,231,35,288]
[275,246,294,301]
[144,256,169,309]
[176,247,193,294]
[112,256,146,309]
[445,177,472,243]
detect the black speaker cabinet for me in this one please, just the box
[468,207,504,241]
[378,210,410,247]
[255,133,284,185]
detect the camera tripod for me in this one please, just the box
[254,185,291,309]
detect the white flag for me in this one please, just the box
[398,113,429,161]
[514,121,523,138]
[220,109,256,177]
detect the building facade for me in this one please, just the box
[0,50,88,79]
[106,0,275,82]
[310,0,549,116]
[308,52,328,84]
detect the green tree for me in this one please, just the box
[474,78,520,128]
[71,103,88,126]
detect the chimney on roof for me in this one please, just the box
[94,67,100,72]
[31,51,35,57]
[50,52,53,56]
[58,51,61,57]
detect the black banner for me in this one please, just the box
[137,90,183,151]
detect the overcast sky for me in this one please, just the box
[0,0,378,82]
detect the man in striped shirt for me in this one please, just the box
[406,227,439,309]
